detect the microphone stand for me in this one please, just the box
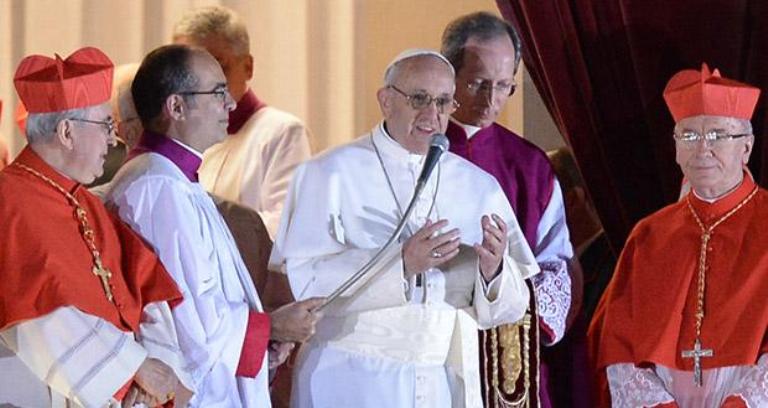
[314,173,430,312]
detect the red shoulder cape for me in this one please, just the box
[0,147,181,332]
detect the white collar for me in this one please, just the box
[170,137,203,159]
[450,117,483,139]
[373,122,426,166]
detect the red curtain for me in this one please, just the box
[496,0,768,252]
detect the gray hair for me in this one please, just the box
[26,108,89,144]
[173,6,250,55]
[116,81,137,122]
[674,117,754,135]
[740,119,753,134]
[383,49,455,87]
[732,118,753,134]
[111,63,139,121]
[441,12,522,74]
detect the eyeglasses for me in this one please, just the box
[464,79,516,97]
[71,117,118,136]
[673,130,751,149]
[178,86,231,102]
[388,85,459,114]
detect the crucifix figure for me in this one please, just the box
[681,337,713,387]
[92,257,114,303]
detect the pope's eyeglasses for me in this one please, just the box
[388,85,459,114]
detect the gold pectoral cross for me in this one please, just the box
[681,337,713,387]
[92,257,114,303]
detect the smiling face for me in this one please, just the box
[675,115,753,198]
[67,103,115,184]
[452,35,517,128]
[377,56,455,154]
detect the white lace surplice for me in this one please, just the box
[607,354,768,408]
[531,180,573,345]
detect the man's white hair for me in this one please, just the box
[173,5,250,55]
[111,63,140,122]
[383,49,455,86]
[674,116,753,135]
[26,107,90,144]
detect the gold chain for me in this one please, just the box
[14,162,115,303]
[685,187,757,338]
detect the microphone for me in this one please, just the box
[416,133,450,187]
[315,133,450,312]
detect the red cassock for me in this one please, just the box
[589,175,768,407]
[0,146,181,333]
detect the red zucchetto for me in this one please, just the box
[663,63,760,122]
[13,47,114,114]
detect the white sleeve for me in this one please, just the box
[114,178,249,390]
[473,253,531,329]
[274,158,531,322]
[472,202,536,329]
[0,306,146,408]
[287,243,408,315]
[606,363,675,408]
[731,353,768,407]
[138,302,194,391]
[531,180,573,344]
[249,122,311,239]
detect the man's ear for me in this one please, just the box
[244,54,254,80]
[166,94,186,121]
[55,119,75,150]
[377,87,392,117]
[742,135,755,165]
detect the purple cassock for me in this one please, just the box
[128,130,202,183]
[446,121,555,248]
[447,120,563,408]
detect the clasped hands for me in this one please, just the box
[402,214,508,280]
[123,358,191,407]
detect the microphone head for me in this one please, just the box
[430,133,450,153]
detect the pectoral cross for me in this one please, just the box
[681,337,713,387]
[92,257,114,304]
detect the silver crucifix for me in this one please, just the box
[681,337,713,386]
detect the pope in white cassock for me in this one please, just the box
[271,49,539,408]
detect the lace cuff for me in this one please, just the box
[607,363,675,408]
[532,260,570,344]
[730,354,768,407]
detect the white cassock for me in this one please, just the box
[200,106,312,239]
[270,123,539,408]
[103,153,270,408]
[0,303,190,408]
